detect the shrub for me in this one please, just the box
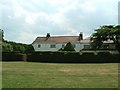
[82,52,95,55]
[97,52,110,55]
[2,52,23,61]
[63,42,75,51]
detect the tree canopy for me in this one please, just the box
[90,25,120,52]
[2,40,34,53]
[1,29,34,53]
[0,29,4,41]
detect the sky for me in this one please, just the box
[0,0,119,44]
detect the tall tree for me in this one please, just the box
[90,25,120,52]
[0,29,4,41]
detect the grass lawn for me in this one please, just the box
[2,62,118,88]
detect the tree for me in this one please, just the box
[63,42,75,51]
[2,42,13,52]
[90,25,120,52]
[0,29,4,41]
[1,29,34,53]
[24,44,34,53]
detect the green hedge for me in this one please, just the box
[27,52,119,63]
[2,52,25,61]
[2,51,119,63]
[97,52,110,55]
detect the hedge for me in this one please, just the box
[2,52,26,61]
[2,52,119,63]
[27,52,119,63]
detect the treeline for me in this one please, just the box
[2,40,34,53]
[0,29,34,53]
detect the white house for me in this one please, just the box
[32,33,116,52]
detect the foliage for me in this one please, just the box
[24,44,34,53]
[27,51,119,63]
[2,41,34,53]
[0,29,4,41]
[0,29,34,53]
[90,25,120,52]
[1,30,34,53]
[2,42,13,52]
[63,42,75,51]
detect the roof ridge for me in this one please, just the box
[37,36,79,38]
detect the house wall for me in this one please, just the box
[32,43,84,52]
[108,44,116,49]
[32,43,116,52]
[75,44,84,52]
[32,44,59,51]
[99,44,116,50]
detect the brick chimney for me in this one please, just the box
[79,32,83,40]
[46,33,50,38]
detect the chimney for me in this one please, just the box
[46,33,50,38]
[79,32,83,40]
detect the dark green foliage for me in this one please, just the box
[2,52,25,61]
[58,48,63,51]
[0,29,4,41]
[90,25,120,52]
[1,29,34,53]
[97,52,110,55]
[2,40,34,53]
[27,52,119,63]
[82,52,95,55]
[63,42,75,51]
[24,44,34,53]
[2,42,13,52]
[2,51,119,62]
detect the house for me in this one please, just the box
[32,33,116,52]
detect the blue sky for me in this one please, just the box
[1,0,119,44]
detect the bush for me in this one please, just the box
[97,52,110,55]
[27,51,118,63]
[63,42,75,51]
[82,52,95,55]
[2,43,13,52]
[2,52,23,61]
[2,51,118,63]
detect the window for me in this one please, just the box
[103,45,109,49]
[50,44,56,48]
[38,44,41,48]
[84,45,90,49]
[62,44,65,48]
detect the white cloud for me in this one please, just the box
[1,0,119,43]
[17,31,37,44]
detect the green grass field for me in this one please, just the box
[2,62,118,88]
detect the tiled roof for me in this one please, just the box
[32,36,81,44]
[32,36,114,44]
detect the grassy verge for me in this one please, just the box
[2,62,118,88]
